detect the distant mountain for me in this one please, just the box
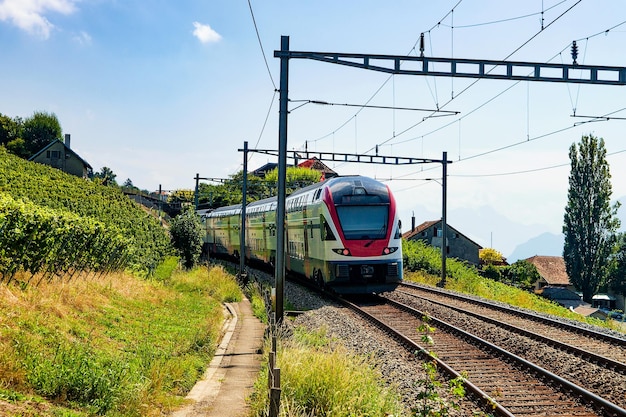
[507,232,564,263]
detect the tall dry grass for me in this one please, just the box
[0,264,242,416]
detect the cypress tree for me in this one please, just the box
[563,134,620,303]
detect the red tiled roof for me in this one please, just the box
[402,220,439,240]
[525,255,570,286]
[297,157,337,175]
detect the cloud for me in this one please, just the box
[192,21,221,44]
[0,0,77,39]
[72,30,91,46]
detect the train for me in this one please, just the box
[200,175,403,293]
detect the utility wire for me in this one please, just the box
[444,0,569,29]
[378,0,582,150]
[247,0,276,90]
[302,1,464,149]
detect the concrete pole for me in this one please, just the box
[239,141,248,282]
[275,36,290,323]
[440,151,448,287]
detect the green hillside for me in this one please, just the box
[0,148,170,279]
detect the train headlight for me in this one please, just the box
[382,247,398,255]
[332,248,352,256]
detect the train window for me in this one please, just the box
[335,205,388,240]
[320,214,336,241]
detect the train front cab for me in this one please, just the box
[318,176,403,294]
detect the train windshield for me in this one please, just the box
[335,205,388,240]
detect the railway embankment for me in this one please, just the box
[0,265,243,416]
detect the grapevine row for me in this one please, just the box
[0,148,171,276]
[0,193,131,284]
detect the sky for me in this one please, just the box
[1,0,625,256]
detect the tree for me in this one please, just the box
[22,111,63,156]
[170,207,204,269]
[563,134,620,303]
[608,233,626,296]
[93,167,118,186]
[198,182,235,208]
[264,166,323,195]
[0,113,23,146]
[168,189,195,205]
[479,248,505,265]
[507,260,540,290]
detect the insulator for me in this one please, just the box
[419,33,425,57]
[571,41,578,65]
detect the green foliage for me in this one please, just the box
[2,265,236,415]
[0,148,171,277]
[168,189,195,205]
[92,166,118,187]
[22,111,63,157]
[482,263,502,281]
[414,315,464,417]
[0,113,24,147]
[506,259,541,290]
[170,207,204,269]
[250,327,407,416]
[402,238,620,330]
[563,134,620,302]
[196,166,323,209]
[152,256,180,282]
[5,137,29,158]
[0,193,131,283]
[264,165,322,194]
[17,338,128,414]
[403,239,446,277]
[608,233,626,296]
[172,265,243,303]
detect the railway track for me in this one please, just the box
[338,293,626,417]
[395,282,626,370]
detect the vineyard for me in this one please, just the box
[0,148,171,282]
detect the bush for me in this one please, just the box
[170,208,204,269]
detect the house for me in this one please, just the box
[252,162,278,178]
[402,219,482,266]
[537,286,586,309]
[525,255,573,292]
[252,157,338,181]
[296,157,338,179]
[29,134,92,178]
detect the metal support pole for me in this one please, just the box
[275,35,290,323]
[194,173,200,209]
[158,184,162,220]
[239,141,248,282]
[439,151,448,287]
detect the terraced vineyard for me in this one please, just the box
[0,148,171,282]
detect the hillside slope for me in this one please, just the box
[0,148,170,275]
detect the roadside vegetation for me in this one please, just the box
[403,239,623,331]
[0,264,242,416]
[248,326,409,417]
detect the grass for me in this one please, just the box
[0,262,243,416]
[248,326,408,417]
[402,239,622,331]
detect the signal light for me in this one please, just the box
[332,248,352,256]
[382,247,398,255]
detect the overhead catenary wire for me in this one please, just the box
[247,0,276,90]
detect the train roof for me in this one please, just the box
[201,175,386,214]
